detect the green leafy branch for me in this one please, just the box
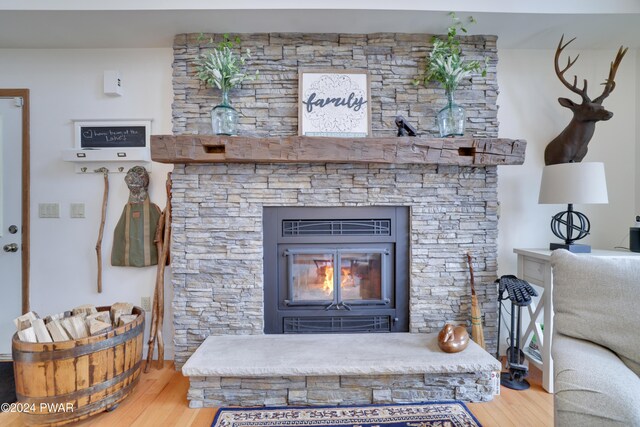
[195,33,259,92]
[414,13,488,94]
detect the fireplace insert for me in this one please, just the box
[264,207,409,334]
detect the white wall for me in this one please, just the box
[496,48,637,353]
[0,48,175,357]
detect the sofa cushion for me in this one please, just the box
[553,334,640,426]
[551,249,640,376]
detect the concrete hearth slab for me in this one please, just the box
[182,333,500,377]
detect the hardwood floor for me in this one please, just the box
[0,361,553,426]
[468,366,554,426]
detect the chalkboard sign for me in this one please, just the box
[74,120,151,149]
[80,126,146,148]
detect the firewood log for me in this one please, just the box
[17,327,37,343]
[85,311,112,326]
[110,302,133,326]
[46,320,71,342]
[14,312,38,331]
[88,320,112,336]
[118,314,138,327]
[32,319,53,343]
[44,312,65,324]
[60,316,89,340]
[72,304,98,317]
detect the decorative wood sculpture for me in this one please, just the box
[437,324,470,353]
[111,166,162,267]
[545,35,627,165]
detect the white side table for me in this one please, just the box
[512,248,640,393]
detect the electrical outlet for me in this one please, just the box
[141,296,152,312]
[38,203,60,218]
[70,203,85,218]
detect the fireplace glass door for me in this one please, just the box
[288,251,336,303]
[263,206,409,334]
[284,246,390,309]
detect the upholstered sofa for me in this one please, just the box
[551,250,640,426]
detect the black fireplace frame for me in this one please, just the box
[263,206,409,334]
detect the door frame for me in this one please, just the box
[1,89,30,313]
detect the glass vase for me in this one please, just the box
[437,91,466,137]
[211,89,239,136]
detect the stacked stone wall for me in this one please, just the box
[187,372,494,407]
[171,163,499,367]
[172,33,498,137]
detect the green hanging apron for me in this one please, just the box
[111,198,161,267]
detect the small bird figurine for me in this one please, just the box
[437,324,470,353]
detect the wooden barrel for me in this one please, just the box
[12,306,145,426]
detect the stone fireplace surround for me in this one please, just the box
[170,160,506,406]
[172,161,500,367]
[163,31,522,407]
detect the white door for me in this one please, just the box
[0,96,23,357]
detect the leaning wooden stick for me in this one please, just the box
[156,187,170,366]
[145,213,164,373]
[157,173,172,367]
[145,172,172,372]
[467,252,485,349]
[95,168,109,293]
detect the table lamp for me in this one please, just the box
[538,162,608,253]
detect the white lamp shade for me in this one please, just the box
[538,162,608,205]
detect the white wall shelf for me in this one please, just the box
[62,118,152,173]
[61,148,151,174]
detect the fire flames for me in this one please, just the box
[321,265,355,294]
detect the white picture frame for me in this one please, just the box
[298,69,371,137]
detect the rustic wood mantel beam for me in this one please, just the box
[150,135,526,166]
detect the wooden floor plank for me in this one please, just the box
[72,363,176,427]
[466,402,500,426]
[132,373,191,427]
[0,361,553,427]
[0,413,22,427]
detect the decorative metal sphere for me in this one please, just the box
[550,210,590,244]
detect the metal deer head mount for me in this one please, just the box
[544,35,628,165]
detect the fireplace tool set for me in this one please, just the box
[496,275,538,390]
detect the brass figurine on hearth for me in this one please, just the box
[437,324,470,353]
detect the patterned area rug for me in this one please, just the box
[211,401,482,427]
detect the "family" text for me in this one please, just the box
[303,92,367,113]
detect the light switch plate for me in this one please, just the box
[38,203,60,218]
[70,203,85,218]
[141,296,152,312]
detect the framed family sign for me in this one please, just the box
[298,69,371,137]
